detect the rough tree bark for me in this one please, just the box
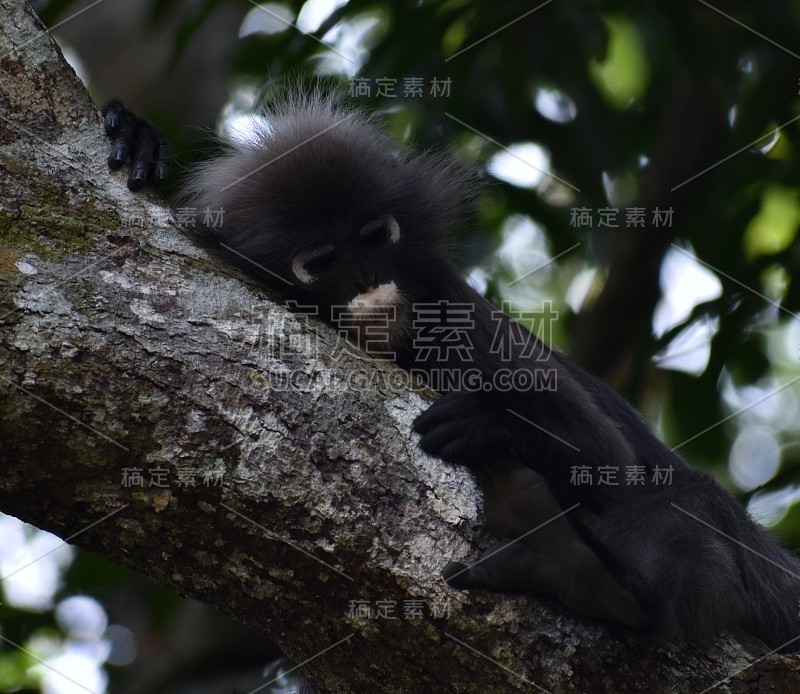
[1,1,798,692]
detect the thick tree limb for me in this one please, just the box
[1,2,798,691]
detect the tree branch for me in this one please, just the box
[1,2,797,691]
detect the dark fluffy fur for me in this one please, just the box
[108,93,800,652]
[180,94,472,308]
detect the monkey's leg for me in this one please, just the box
[444,462,649,629]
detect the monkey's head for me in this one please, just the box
[183,94,477,353]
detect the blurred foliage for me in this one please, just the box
[8,0,800,691]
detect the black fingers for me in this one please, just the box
[103,100,136,172]
[442,561,490,591]
[127,126,156,191]
[154,130,170,184]
[442,542,532,592]
[101,100,170,190]
[101,99,124,133]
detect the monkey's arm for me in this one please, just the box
[414,372,800,650]
[102,100,170,190]
[412,386,639,511]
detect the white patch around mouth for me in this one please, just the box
[342,281,409,353]
[347,281,400,313]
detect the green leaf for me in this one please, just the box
[744,184,800,258]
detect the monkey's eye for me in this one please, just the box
[359,215,401,246]
[292,245,336,284]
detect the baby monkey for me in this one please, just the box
[103,95,800,651]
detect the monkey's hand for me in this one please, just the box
[413,388,638,513]
[413,391,519,469]
[101,100,170,191]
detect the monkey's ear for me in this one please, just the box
[101,100,171,191]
